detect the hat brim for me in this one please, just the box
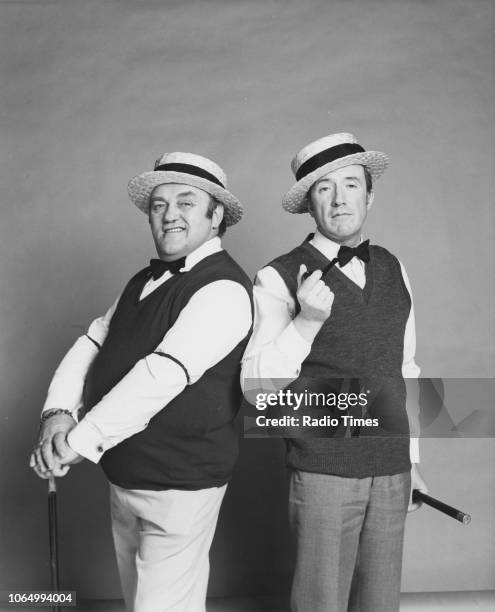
[128,171,243,226]
[282,151,389,214]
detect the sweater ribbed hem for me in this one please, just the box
[286,437,411,479]
[105,473,231,491]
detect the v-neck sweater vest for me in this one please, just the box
[82,251,253,491]
[269,241,412,478]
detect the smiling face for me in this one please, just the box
[148,183,223,261]
[308,164,374,246]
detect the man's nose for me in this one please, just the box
[332,185,345,206]
[163,203,179,222]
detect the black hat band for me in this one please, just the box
[295,143,366,181]
[154,163,224,188]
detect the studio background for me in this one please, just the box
[1,0,494,601]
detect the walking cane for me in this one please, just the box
[302,257,340,282]
[412,489,471,524]
[48,476,61,612]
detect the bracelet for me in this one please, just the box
[40,409,74,423]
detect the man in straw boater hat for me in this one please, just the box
[30,152,253,611]
[241,132,428,611]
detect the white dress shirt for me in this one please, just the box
[42,237,253,463]
[241,230,420,462]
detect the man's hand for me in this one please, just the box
[408,463,428,512]
[293,265,334,343]
[52,431,84,466]
[30,413,76,479]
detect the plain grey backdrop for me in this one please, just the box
[1,0,494,601]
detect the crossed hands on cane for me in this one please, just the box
[30,413,83,479]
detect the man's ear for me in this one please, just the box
[212,203,224,230]
[306,195,315,218]
[366,191,374,210]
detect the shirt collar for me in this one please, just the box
[181,236,223,272]
[309,230,364,261]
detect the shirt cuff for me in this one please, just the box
[410,437,420,463]
[67,419,108,464]
[274,321,312,374]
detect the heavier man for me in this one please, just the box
[31,152,253,612]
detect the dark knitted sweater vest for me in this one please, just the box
[269,239,412,478]
[82,251,253,490]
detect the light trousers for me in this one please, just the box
[110,483,227,612]
[289,470,410,612]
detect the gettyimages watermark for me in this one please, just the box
[242,377,495,438]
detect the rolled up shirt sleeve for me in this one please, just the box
[41,297,119,419]
[68,280,253,463]
[241,266,311,393]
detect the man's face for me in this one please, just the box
[148,183,222,261]
[308,164,373,246]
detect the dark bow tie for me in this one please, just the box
[149,257,186,280]
[301,239,371,282]
[337,240,370,267]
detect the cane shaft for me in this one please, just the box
[412,490,471,524]
[322,257,339,276]
[48,477,61,612]
[302,257,339,281]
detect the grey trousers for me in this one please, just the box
[289,470,410,612]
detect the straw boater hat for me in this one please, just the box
[282,132,389,214]
[128,152,243,226]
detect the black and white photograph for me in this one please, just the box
[1,1,494,611]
